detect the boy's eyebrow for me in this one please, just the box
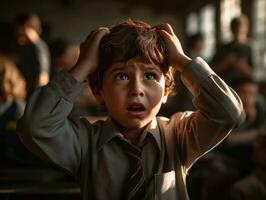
[138,64,164,74]
[108,65,128,73]
[142,66,162,72]
[108,62,162,73]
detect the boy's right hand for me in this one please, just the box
[70,27,110,82]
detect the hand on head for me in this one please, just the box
[156,24,191,71]
[70,27,110,82]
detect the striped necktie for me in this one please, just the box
[118,138,147,200]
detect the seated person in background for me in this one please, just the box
[211,15,254,85]
[0,55,41,166]
[185,33,204,60]
[17,19,244,200]
[223,76,265,176]
[230,125,266,200]
[12,12,51,99]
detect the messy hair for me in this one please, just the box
[0,55,26,101]
[88,19,174,95]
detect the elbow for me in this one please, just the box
[16,116,34,137]
[225,102,246,129]
[16,114,42,138]
[235,108,246,128]
[16,117,36,147]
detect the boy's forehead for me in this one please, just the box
[106,56,162,72]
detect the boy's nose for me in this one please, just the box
[129,78,144,97]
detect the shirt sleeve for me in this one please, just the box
[17,70,90,175]
[169,57,245,169]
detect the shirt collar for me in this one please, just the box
[98,117,162,151]
[146,117,162,151]
[98,117,121,150]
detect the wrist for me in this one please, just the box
[173,54,192,72]
[69,63,94,82]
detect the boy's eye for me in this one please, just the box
[144,72,157,80]
[114,73,129,81]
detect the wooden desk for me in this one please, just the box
[0,168,80,200]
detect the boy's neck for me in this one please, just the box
[122,128,145,145]
[112,118,146,145]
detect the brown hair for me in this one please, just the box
[88,19,174,95]
[0,55,26,101]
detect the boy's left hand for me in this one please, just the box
[70,27,110,82]
[157,24,191,72]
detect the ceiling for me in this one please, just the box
[110,0,216,16]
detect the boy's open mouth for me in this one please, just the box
[127,103,146,112]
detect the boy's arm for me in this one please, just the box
[17,71,86,175]
[177,58,244,164]
[158,24,245,168]
[17,28,110,175]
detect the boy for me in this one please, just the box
[17,20,244,200]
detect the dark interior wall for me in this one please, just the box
[0,0,185,44]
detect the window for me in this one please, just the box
[220,0,241,42]
[186,12,199,35]
[200,4,216,60]
[185,6,216,61]
[253,0,266,79]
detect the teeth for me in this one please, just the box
[128,105,144,111]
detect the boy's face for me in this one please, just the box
[98,56,168,129]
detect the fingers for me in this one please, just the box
[71,27,110,81]
[155,23,174,36]
[157,29,171,39]
[156,24,184,55]
[80,27,110,49]
[93,27,110,42]
[84,27,110,42]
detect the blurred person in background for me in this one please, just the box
[211,15,254,85]
[12,12,51,100]
[188,75,265,200]
[0,55,41,166]
[230,125,266,200]
[222,76,266,177]
[186,33,204,59]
